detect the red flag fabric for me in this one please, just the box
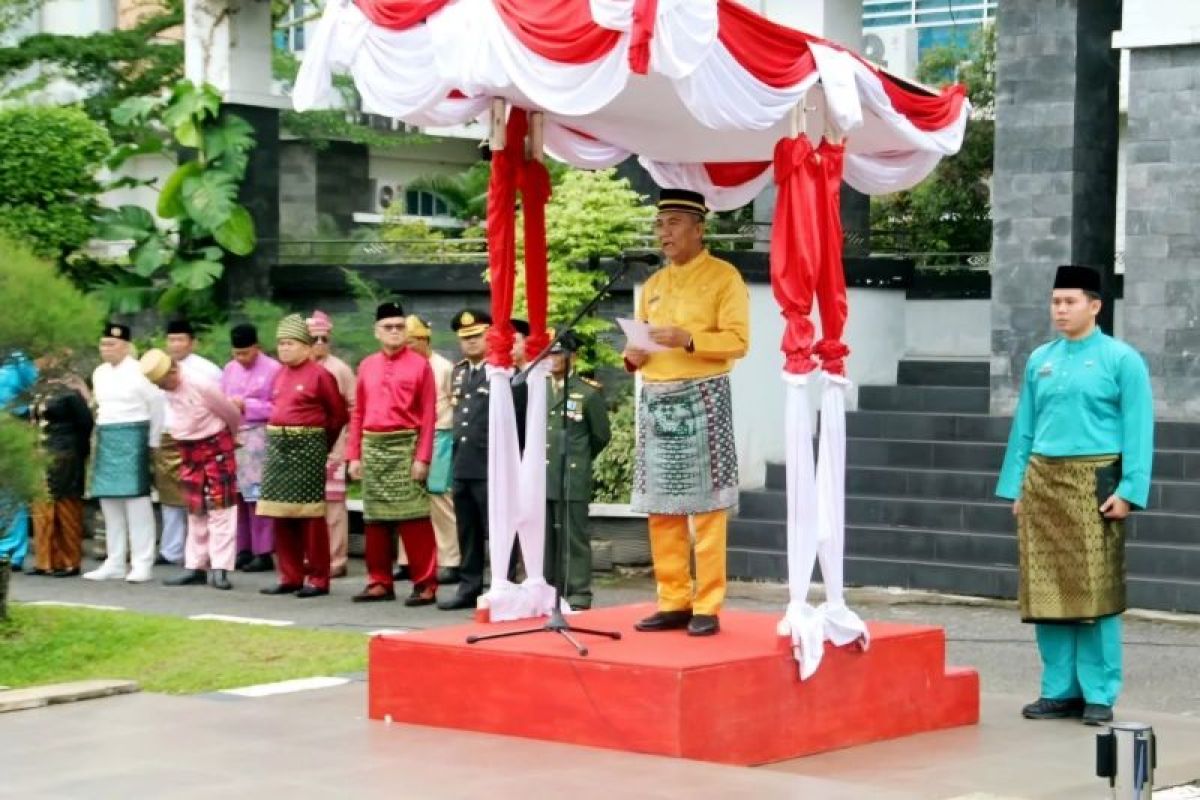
[717,0,817,89]
[628,0,659,75]
[355,0,453,30]
[813,140,850,376]
[492,0,621,64]
[770,135,822,374]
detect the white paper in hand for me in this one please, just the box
[617,318,669,352]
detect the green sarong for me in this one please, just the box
[258,426,327,519]
[362,429,430,523]
[89,421,151,499]
[1019,454,1125,622]
[426,429,454,495]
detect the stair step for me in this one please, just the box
[897,359,990,388]
[846,466,999,501]
[846,438,1007,472]
[846,411,1012,443]
[858,385,990,414]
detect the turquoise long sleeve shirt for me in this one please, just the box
[995,329,1154,507]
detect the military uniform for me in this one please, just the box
[544,369,610,609]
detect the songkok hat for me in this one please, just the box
[657,188,708,217]
[406,315,432,338]
[102,322,131,342]
[452,309,491,339]
[375,301,406,322]
[140,348,173,384]
[306,310,333,336]
[510,318,531,337]
[549,331,581,354]
[230,323,259,348]
[277,314,315,345]
[166,318,195,337]
[1053,265,1102,294]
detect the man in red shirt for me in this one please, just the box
[257,314,349,598]
[140,349,242,591]
[347,301,439,604]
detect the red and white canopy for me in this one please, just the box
[294,0,970,209]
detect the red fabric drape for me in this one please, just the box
[704,160,770,188]
[770,136,850,375]
[813,140,849,376]
[485,108,552,367]
[355,0,453,30]
[629,0,659,75]
[717,0,818,89]
[878,77,968,132]
[770,136,822,374]
[492,0,621,64]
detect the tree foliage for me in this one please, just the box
[0,105,113,259]
[870,23,995,255]
[92,80,257,319]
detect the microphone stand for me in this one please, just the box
[467,256,641,655]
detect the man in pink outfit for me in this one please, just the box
[141,349,243,591]
[308,310,356,578]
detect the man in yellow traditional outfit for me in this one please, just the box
[624,189,750,637]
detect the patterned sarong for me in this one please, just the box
[258,426,327,518]
[89,421,151,498]
[631,374,738,515]
[427,429,454,495]
[235,425,268,501]
[362,429,430,522]
[153,432,186,507]
[1019,454,1125,622]
[177,431,238,515]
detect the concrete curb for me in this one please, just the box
[0,679,139,713]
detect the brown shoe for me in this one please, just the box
[352,584,396,603]
[403,587,437,607]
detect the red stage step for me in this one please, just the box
[369,603,978,765]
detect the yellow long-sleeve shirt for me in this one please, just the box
[632,249,750,382]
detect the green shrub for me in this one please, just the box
[592,386,635,504]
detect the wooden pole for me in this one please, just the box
[489,98,507,151]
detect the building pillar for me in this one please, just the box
[989,0,1122,413]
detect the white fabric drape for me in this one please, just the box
[544,121,631,169]
[481,362,564,622]
[637,158,771,212]
[809,43,863,137]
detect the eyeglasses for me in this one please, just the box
[313,336,329,343]
[377,324,405,332]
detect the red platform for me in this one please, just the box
[369,603,979,765]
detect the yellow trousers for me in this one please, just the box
[648,510,727,616]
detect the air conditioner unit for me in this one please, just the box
[861,27,919,80]
[371,181,404,213]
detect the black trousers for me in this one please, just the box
[452,478,488,597]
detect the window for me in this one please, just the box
[405,190,450,218]
[276,1,307,53]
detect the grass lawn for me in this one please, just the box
[0,604,368,694]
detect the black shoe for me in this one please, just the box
[1082,704,1114,726]
[404,588,437,607]
[295,585,329,599]
[154,554,173,566]
[235,550,254,570]
[51,568,81,578]
[210,569,232,591]
[393,565,411,582]
[241,554,274,573]
[1021,697,1085,720]
[635,609,693,632]
[437,592,478,611]
[687,614,720,637]
[352,585,396,603]
[163,569,207,587]
[260,583,302,595]
[437,567,460,584]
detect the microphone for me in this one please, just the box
[621,251,661,267]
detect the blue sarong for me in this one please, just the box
[89,421,151,498]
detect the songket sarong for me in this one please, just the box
[426,429,454,495]
[88,421,151,498]
[631,374,738,515]
[1018,454,1125,622]
[362,429,430,523]
[235,425,268,501]
[153,432,186,507]
[177,431,238,514]
[258,426,327,519]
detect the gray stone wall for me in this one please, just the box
[1123,45,1200,419]
[279,141,318,239]
[989,0,1122,413]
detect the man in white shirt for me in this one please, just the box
[84,322,164,583]
[157,319,223,565]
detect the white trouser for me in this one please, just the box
[159,504,187,563]
[99,497,157,573]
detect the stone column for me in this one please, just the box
[222,104,278,303]
[989,0,1123,413]
[1116,2,1200,419]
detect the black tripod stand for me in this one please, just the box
[466,255,650,655]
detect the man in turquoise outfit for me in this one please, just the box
[996,265,1154,726]
[1,351,39,568]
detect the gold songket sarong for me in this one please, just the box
[258,426,327,519]
[361,429,429,523]
[1018,454,1125,622]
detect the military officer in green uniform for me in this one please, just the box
[544,332,611,610]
